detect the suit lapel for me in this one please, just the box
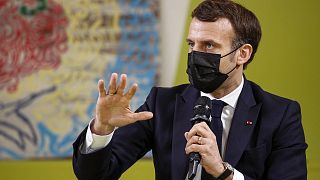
[171,85,199,180]
[224,79,262,166]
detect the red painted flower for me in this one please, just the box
[0,0,68,92]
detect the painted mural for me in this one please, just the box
[0,0,159,159]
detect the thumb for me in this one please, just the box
[130,111,153,122]
[184,132,189,141]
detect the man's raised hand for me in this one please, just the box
[92,73,153,135]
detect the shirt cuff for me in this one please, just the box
[81,119,114,154]
[232,168,244,180]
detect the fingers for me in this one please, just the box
[107,110,153,128]
[117,74,127,95]
[125,83,138,100]
[184,122,217,155]
[98,79,107,97]
[108,73,118,95]
[185,135,209,148]
[115,111,153,127]
[107,73,134,97]
[186,122,213,140]
[185,143,205,154]
[130,111,153,121]
[184,133,213,155]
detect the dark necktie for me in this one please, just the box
[201,99,226,180]
[211,100,226,153]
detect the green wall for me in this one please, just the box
[176,0,320,179]
[0,159,155,179]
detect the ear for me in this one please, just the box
[236,44,253,65]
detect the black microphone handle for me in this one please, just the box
[187,96,212,179]
[188,151,201,180]
[188,120,208,180]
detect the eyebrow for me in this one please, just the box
[186,38,217,45]
[186,38,193,43]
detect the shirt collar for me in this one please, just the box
[200,76,244,109]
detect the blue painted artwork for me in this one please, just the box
[0,0,159,159]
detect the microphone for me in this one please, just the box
[187,96,212,180]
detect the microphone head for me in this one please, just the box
[192,96,212,123]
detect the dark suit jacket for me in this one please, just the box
[73,79,307,180]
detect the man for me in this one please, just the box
[73,0,307,179]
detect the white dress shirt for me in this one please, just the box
[83,76,245,180]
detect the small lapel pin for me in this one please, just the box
[245,120,253,126]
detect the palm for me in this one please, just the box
[96,93,133,127]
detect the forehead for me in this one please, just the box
[188,18,235,46]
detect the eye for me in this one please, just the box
[206,43,214,49]
[187,42,194,48]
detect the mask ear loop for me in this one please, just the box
[225,64,238,75]
[221,44,243,74]
[221,44,243,58]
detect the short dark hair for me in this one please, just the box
[192,0,262,69]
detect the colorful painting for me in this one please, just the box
[0,0,159,159]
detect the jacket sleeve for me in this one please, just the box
[72,87,157,180]
[263,101,307,180]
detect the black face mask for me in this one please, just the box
[186,47,240,93]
